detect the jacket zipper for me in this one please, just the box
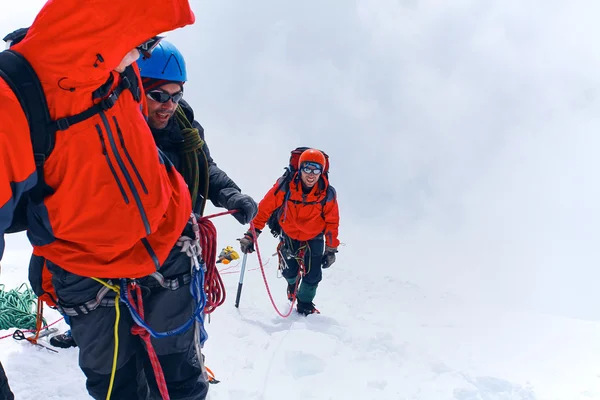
[99,111,151,235]
[112,116,148,194]
[142,238,161,270]
[96,125,129,204]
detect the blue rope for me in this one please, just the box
[118,261,208,344]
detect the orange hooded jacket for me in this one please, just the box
[252,174,340,248]
[0,0,195,279]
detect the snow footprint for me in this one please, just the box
[284,350,326,379]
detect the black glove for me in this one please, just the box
[321,246,338,269]
[227,193,258,225]
[238,229,261,254]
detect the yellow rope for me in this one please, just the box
[91,277,121,400]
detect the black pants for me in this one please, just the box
[46,246,209,400]
[0,361,15,400]
[280,234,324,303]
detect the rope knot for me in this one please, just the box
[131,324,148,338]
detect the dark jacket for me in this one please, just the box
[149,99,242,215]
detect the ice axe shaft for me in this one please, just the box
[234,253,248,308]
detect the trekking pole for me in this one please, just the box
[234,253,248,308]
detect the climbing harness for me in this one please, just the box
[4,210,234,399]
[90,210,233,400]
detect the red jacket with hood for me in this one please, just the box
[252,174,340,248]
[0,0,195,279]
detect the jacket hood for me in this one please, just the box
[13,0,195,91]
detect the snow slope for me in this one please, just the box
[3,0,600,398]
[1,232,599,400]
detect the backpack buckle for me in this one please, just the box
[101,92,118,110]
[120,76,131,90]
[56,118,70,131]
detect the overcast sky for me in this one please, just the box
[3,0,600,320]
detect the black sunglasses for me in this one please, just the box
[147,90,184,104]
[137,36,164,60]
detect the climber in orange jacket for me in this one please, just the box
[0,0,211,398]
[1,1,193,278]
[239,148,340,316]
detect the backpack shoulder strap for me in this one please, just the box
[322,185,336,206]
[0,49,54,203]
[0,50,54,159]
[273,169,293,196]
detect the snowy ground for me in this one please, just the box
[1,232,599,400]
[3,0,600,398]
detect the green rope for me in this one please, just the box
[175,105,210,215]
[0,283,45,330]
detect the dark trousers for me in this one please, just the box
[47,247,208,400]
[0,361,15,400]
[280,234,324,303]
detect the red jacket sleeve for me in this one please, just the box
[323,187,340,248]
[0,81,37,260]
[251,179,287,232]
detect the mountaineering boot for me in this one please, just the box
[287,282,296,301]
[296,301,320,316]
[49,330,77,349]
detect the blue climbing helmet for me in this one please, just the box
[137,39,187,82]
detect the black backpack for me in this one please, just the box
[266,147,331,237]
[0,28,141,233]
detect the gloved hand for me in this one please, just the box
[238,229,261,254]
[227,193,258,225]
[321,246,338,269]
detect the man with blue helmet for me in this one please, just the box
[137,40,257,221]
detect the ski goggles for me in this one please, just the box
[137,36,164,60]
[146,90,184,104]
[301,162,322,175]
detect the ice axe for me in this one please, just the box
[234,253,248,308]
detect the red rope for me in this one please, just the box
[250,222,302,318]
[219,258,271,275]
[0,317,64,340]
[197,212,230,314]
[202,210,237,219]
[129,284,170,400]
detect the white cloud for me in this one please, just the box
[3,0,600,319]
